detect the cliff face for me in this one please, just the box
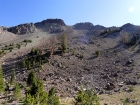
[121,23,140,33]
[0,26,7,34]
[35,19,65,33]
[35,19,65,27]
[8,23,37,35]
[73,22,106,30]
[74,22,94,30]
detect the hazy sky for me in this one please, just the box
[0,0,140,27]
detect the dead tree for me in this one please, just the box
[48,36,57,58]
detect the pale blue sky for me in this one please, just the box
[0,0,140,27]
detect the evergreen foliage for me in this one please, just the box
[95,50,100,57]
[10,69,15,85]
[61,34,67,53]
[75,88,100,105]
[0,65,5,93]
[48,87,60,105]
[13,83,21,100]
[27,70,36,86]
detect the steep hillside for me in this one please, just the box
[0,19,140,104]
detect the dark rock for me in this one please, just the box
[47,73,53,77]
[114,88,120,92]
[8,23,36,35]
[66,78,72,82]
[105,83,116,90]
[43,78,47,81]
[102,75,109,79]
[131,81,137,85]
[126,60,133,65]
[125,79,137,85]
[110,73,118,77]
[99,90,104,94]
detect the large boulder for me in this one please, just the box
[8,23,37,35]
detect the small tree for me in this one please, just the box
[0,65,5,93]
[27,70,36,86]
[24,93,35,105]
[10,69,15,85]
[48,87,60,105]
[95,50,100,57]
[48,36,57,58]
[27,61,31,70]
[21,58,26,68]
[28,79,48,105]
[75,88,100,105]
[61,34,67,53]
[13,83,21,100]
[120,31,131,45]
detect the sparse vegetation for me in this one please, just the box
[48,36,57,58]
[10,69,15,85]
[61,34,67,53]
[74,88,100,105]
[0,65,5,93]
[13,83,21,101]
[120,31,139,46]
[100,28,121,37]
[27,70,36,86]
[95,50,100,57]
[23,39,32,43]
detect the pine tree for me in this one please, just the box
[75,88,100,105]
[27,61,31,70]
[10,69,15,85]
[0,65,5,93]
[27,70,36,86]
[28,79,48,105]
[48,87,60,105]
[21,58,26,68]
[24,93,35,105]
[13,83,21,100]
[61,34,67,53]
[48,36,57,58]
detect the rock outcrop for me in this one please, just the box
[93,25,106,30]
[35,19,65,33]
[35,19,65,27]
[74,23,106,31]
[8,23,36,35]
[74,22,94,30]
[0,26,7,34]
[121,23,140,32]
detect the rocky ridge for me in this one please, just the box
[8,23,37,35]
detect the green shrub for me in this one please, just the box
[10,69,15,85]
[27,70,36,86]
[48,87,60,105]
[128,86,134,92]
[75,88,100,105]
[72,49,76,55]
[61,34,67,53]
[23,39,32,43]
[0,65,5,93]
[13,83,21,100]
[95,50,100,57]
